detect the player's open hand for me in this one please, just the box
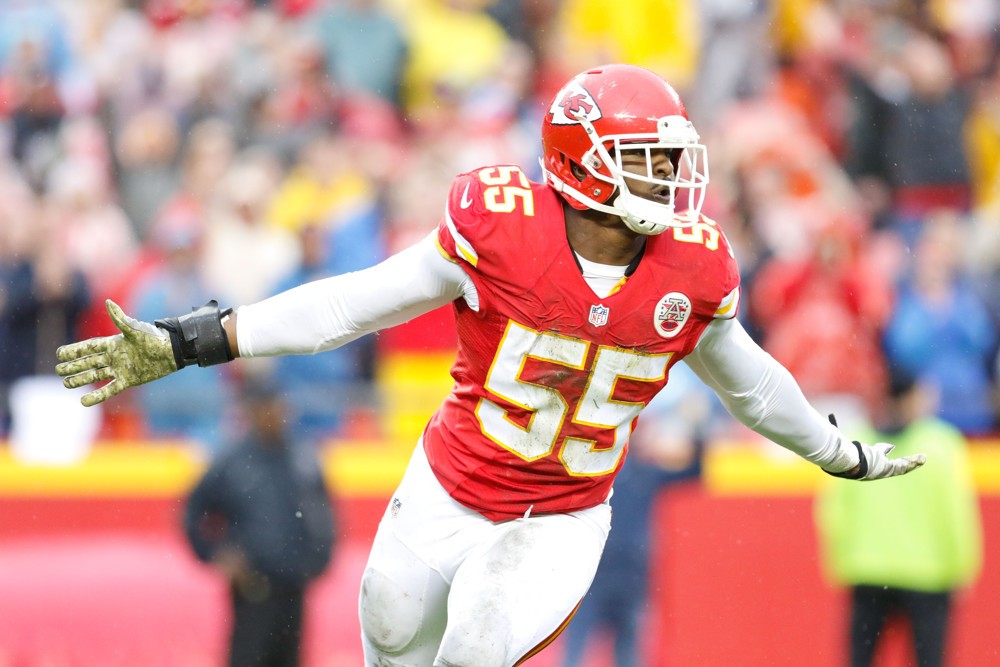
[55,299,178,407]
[853,441,926,480]
[824,414,926,480]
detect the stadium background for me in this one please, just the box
[1,0,999,665]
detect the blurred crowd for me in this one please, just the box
[0,0,999,453]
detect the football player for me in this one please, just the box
[56,64,924,667]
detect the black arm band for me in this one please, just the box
[154,300,235,369]
[823,439,869,480]
[822,414,869,480]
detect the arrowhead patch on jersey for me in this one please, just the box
[549,82,603,125]
[588,304,610,327]
[653,292,691,338]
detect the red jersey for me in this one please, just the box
[425,165,740,521]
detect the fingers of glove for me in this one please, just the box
[61,366,113,389]
[898,453,927,474]
[875,453,927,479]
[56,335,117,365]
[865,450,927,480]
[56,351,111,380]
[874,442,895,456]
[106,299,162,340]
[81,379,124,407]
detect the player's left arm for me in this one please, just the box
[684,317,925,480]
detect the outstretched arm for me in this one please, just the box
[231,233,470,357]
[684,318,925,480]
[56,233,472,406]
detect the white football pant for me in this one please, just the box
[359,442,611,667]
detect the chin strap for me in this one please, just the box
[155,300,234,369]
[613,194,669,235]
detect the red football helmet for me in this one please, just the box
[541,64,709,235]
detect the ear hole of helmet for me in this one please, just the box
[569,152,608,184]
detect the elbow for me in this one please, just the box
[719,392,770,431]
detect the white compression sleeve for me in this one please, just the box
[236,233,475,357]
[683,318,860,471]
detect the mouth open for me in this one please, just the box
[650,189,673,205]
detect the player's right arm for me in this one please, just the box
[56,233,474,407]
[234,232,472,357]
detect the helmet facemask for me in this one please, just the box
[560,114,709,235]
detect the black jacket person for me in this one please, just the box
[183,380,335,667]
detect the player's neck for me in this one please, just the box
[564,206,645,266]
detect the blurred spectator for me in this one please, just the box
[0,0,73,80]
[767,0,852,157]
[0,209,89,435]
[391,0,511,129]
[883,210,998,436]
[0,0,76,178]
[141,0,245,128]
[264,134,387,441]
[841,23,972,244]
[114,105,181,238]
[307,0,409,107]
[46,151,139,296]
[0,219,89,378]
[560,363,715,667]
[270,219,383,442]
[337,96,409,193]
[45,140,144,342]
[815,368,983,667]
[268,130,376,234]
[225,11,321,163]
[750,214,895,416]
[62,0,153,107]
[129,214,234,449]
[151,116,237,241]
[686,0,772,130]
[445,39,541,175]
[201,152,300,307]
[549,0,700,95]
[259,32,338,133]
[183,377,336,667]
[923,0,999,83]
[0,164,39,423]
[711,95,861,261]
[484,0,555,55]
[966,211,1000,378]
[56,115,116,205]
[964,59,1000,213]
[381,132,458,251]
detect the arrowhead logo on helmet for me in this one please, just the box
[549,83,602,125]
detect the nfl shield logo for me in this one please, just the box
[589,304,610,327]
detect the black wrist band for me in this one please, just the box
[823,413,869,480]
[155,300,234,369]
[823,439,869,480]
